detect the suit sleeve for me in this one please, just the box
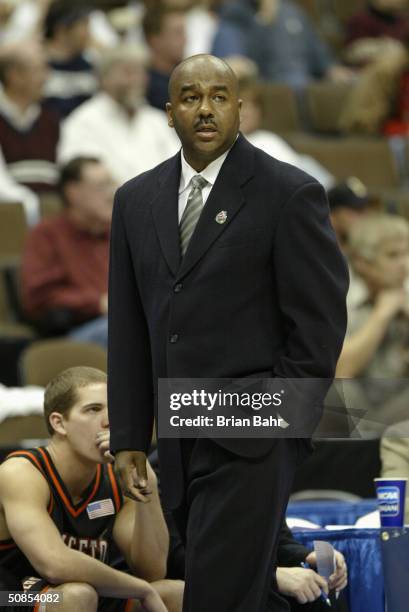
[108,188,154,454]
[276,520,310,567]
[273,180,349,380]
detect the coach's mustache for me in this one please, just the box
[194,119,218,131]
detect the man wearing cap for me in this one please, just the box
[327,177,370,252]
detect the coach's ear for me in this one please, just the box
[49,412,66,436]
[166,102,174,128]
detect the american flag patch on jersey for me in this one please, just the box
[87,498,115,519]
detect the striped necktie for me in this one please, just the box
[180,174,208,256]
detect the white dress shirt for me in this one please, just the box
[58,92,180,184]
[178,147,230,222]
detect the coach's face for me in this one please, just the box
[166,55,241,171]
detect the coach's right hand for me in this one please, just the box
[114,450,152,503]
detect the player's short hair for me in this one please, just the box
[44,366,107,436]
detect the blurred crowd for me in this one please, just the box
[1,0,409,445]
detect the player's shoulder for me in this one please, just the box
[0,454,48,497]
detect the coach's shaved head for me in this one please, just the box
[166,54,241,171]
[168,53,239,100]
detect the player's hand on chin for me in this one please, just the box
[95,430,115,463]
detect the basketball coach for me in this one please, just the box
[107,54,349,612]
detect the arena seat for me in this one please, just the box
[0,203,28,263]
[331,0,366,23]
[294,0,319,21]
[0,415,48,448]
[287,135,400,189]
[20,339,107,387]
[39,192,64,219]
[0,269,33,336]
[306,81,356,133]
[0,264,35,387]
[260,82,301,134]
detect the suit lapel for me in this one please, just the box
[151,135,255,279]
[151,152,181,277]
[177,134,255,281]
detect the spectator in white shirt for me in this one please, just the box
[58,45,180,184]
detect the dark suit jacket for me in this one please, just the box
[108,134,349,508]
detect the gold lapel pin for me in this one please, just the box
[215,210,228,224]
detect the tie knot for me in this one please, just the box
[190,175,208,190]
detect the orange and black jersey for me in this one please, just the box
[0,447,124,581]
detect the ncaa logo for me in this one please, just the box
[377,486,400,517]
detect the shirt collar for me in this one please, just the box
[179,145,232,195]
[0,90,40,131]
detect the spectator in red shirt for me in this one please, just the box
[21,156,115,346]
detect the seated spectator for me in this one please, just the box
[239,79,334,189]
[58,45,180,185]
[336,213,409,433]
[212,0,352,90]
[43,1,98,117]
[381,419,409,524]
[143,5,186,111]
[327,178,370,252]
[0,366,182,611]
[21,157,114,346]
[339,44,409,135]
[0,42,60,224]
[345,0,409,67]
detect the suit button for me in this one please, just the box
[170,334,179,344]
[174,283,183,293]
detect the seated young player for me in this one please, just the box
[0,366,183,612]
